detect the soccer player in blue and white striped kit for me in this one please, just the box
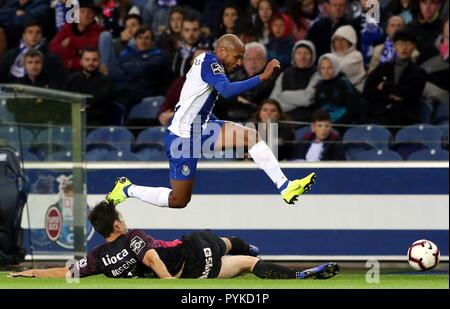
[106,34,317,209]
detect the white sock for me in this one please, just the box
[248,141,289,193]
[126,185,171,207]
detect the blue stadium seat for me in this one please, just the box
[86,148,112,161]
[408,148,449,161]
[128,96,164,121]
[136,148,167,161]
[36,126,72,149]
[45,151,72,162]
[343,125,392,149]
[87,127,134,152]
[0,126,34,150]
[97,150,142,161]
[394,124,444,150]
[295,126,340,140]
[352,149,403,161]
[136,126,167,145]
[15,150,40,162]
[345,143,377,160]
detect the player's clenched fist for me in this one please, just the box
[260,59,281,81]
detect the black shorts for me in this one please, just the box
[180,230,226,279]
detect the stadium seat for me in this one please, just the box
[408,148,449,161]
[0,126,34,150]
[128,96,164,122]
[394,124,444,150]
[345,143,377,160]
[87,127,134,152]
[35,126,72,149]
[295,126,340,140]
[14,150,40,162]
[86,148,112,161]
[109,102,126,126]
[352,149,403,161]
[45,151,72,162]
[97,150,142,162]
[136,126,167,145]
[343,125,393,149]
[136,147,167,161]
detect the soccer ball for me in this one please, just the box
[407,239,440,271]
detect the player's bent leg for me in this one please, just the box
[221,236,259,256]
[214,121,260,151]
[168,178,195,208]
[218,256,259,279]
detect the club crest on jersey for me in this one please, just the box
[211,63,225,75]
[182,165,191,176]
[130,236,146,255]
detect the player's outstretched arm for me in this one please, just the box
[142,249,177,279]
[8,267,69,278]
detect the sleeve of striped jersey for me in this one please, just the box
[200,57,261,99]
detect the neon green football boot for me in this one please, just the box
[106,177,132,206]
[282,172,317,205]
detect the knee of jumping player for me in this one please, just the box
[168,192,191,208]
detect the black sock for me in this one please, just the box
[227,236,251,255]
[252,260,297,279]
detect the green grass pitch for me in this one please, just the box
[0,269,448,289]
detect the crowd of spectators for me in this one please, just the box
[0,0,448,161]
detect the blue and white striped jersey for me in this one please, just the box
[168,51,261,138]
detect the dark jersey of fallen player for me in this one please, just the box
[70,230,184,278]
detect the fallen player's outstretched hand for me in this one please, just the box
[260,59,281,82]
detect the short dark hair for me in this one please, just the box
[22,20,43,33]
[393,30,418,44]
[182,14,201,27]
[312,109,331,122]
[134,26,154,40]
[88,200,120,238]
[80,46,100,58]
[23,49,43,61]
[124,14,143,26]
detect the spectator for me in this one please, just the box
[352,0,385,67]
[213,42,275,122]
[266,13,294,70]
[65,46,114,126]
[290,109,346,161]
[387,0,414,24]
[156,7,185,55]
[234,18,258,45]
[244,0,261,24]
[254,0,279,44]
[314,53,366,124]
[306,0,356,58]
[285,0,319,41]
[157,49,208,127]
[421,19,449,104]
[331,25,366,91]
[368,15,418,73]
[170,15,213,79]
[0,20,65,83]
[270,40,320,121]
[16,49,63,89]
[99,0,132,38]
[407,0,443,64]
[49,0,104,72]
[142,0,178,36]
[214,3,243,40]
[364,31,427,125]
[98,13,143,74]
[0,0,50,48]
[251,98,295,160]
[109,27,164,110]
